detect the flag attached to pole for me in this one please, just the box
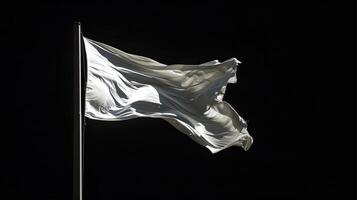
[83,37,253,153]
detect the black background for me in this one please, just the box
[2,1,347,200]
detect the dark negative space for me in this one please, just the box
[2,2,347,199]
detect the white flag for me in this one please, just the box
[83,37,253,153]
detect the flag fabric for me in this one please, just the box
[83,37,253,153]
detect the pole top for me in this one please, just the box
[74,21,81,25]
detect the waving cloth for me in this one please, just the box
[83,37,253,153]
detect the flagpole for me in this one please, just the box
[73,21,83,200]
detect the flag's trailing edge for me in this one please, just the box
[83,36,253,153]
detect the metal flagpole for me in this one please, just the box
[73,21,83,200]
